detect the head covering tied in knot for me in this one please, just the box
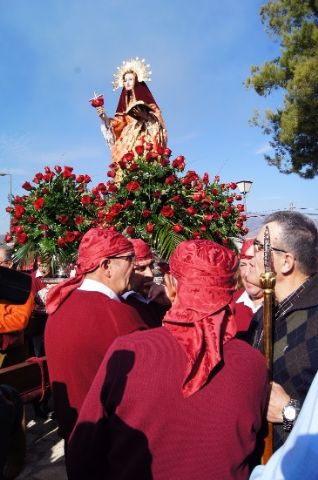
[46,228,133,314]
[240,238,255,260]
[130,239,152,264]
[163,240,238,397]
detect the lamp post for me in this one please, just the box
[236,180,253,214]
[0,172,13,232]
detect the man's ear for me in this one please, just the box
[100,259,111,278]
[281,253,295,274]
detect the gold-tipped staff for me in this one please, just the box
[260,225,276,463]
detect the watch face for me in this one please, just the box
[284,405,296,421]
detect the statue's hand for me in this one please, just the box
[96,106,106,119]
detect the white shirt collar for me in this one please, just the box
[236,290,262,313]
[78,278,120,302]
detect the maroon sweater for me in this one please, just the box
[44,290,146,441]
[67,328,268,480]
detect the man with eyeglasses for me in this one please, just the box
[247,211,318,451]
[44,228,147,444]
[122,239,171,328]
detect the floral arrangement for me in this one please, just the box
[5,165,101,271]
[97,144,248,258]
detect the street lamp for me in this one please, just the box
[0,172,13,231]
[236,180,253,214]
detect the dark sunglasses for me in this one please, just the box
[253,239,287,254]
[108,254,135,263]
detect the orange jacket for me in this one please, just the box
[0,292,34,333]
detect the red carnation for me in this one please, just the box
[81,195,91,205]
[186,207,196,216]
[146,223,154,233]
[15,205,26,218]
[57,214,69,225]
[142,209,152,218]
[34,198,45,210]
[165,175,176,185]
[173,224,183,233]
[126,226,135,236]
[22,181,33,191]
[161,205,174,218]
[135,145,144,155]
[126,181,140,192]
[17,232,28,244]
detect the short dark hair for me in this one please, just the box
[264,211,318,275]
[0,244,14,262]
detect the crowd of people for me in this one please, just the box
[1,209,318,479]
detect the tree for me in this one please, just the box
[246,0,318,178]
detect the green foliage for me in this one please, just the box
[246,0,318,178]
[6,166,99,271]
[98,147,247,259]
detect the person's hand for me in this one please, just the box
[96,106,106,119]
[267,381,291,423]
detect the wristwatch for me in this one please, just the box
[282,398,300,432]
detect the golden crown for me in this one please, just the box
[112,57,152,91]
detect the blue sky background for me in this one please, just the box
[0,0,317,234]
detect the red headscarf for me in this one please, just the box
[46,228,133,314]
[130,239,152,264]
[163,240,238,397]
[115,81,158,114]
[240,238,255,260]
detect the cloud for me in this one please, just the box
[255,143,272,155]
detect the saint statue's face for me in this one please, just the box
[123,72,136,91]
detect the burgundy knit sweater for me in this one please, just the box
[44,290,146,441]
[67,328,268,480]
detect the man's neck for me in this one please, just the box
[275,272,310,303]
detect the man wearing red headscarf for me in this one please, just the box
[44,228,147,443]
[67,240,268,480]
[122,239,171,328]
[233,238,263,336]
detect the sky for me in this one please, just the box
[0,0,317,234]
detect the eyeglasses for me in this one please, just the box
[108,254,135,263]
[253,239,287,254]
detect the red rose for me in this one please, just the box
[171,195,183,204]
[129,163,139,172]
[161,205,174,218]
[157,145,164,155]
[76,175,85,183]
[222,211,230,218]
[172,156,185,171]
[39,224,48,231]
[107,170,116,178]
[204,213,213,222]
[145,142,153,151]
[34,198,45,210]
[57,237,67,248]
[146,223,155,233]
[160,158,169,167]
[13,195,23,204]
[74,215,84,225]
[126,181,140,192]
[122,152,134,162]
[173,224,183,233]
[27,215,36,223]
[192,193,202,202]
[226,196,234,204]
[107,182,118,193]
[123,199,133,208]
[65,231,76,243]
[57,214,69,224]
[142,209,152,218]
[164,148,172,157]
[165,175,176,185]
[200,225,207,232]
[17,232,28,244]
[90,95,104,108]
[54,165,62,173]
[22,181,33,191]
[15,205,26,218]
[213,201,221,209]
[81,195,91,205]
[236,194,242,201]
[237,204,245,212]
[230,182,237,190]
[146,152,158,162]
[5,207,13,213]
[84,175,91,183]
[153,191,161,199]
[4,233,13,243]
[44,172,55,182]
[203,173,209,184]
[186,207,196,216]
[126,226,135,236]
[211,188,219,196]
[135,145,144,155]
[35,172,44,180]
[42,188,49,194]
[192,231,201,239]
[44,166,51,174]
